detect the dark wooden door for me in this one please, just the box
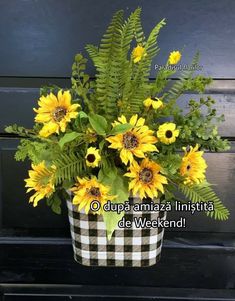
[0,0,235,300]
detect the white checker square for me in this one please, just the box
[80,220,89,229]
[80,235,90,244]
[115,252,124,261]
[132,252,142,261]
[97,236,107,245]
[114,236,124,245]
[132,236,142,245]
[97,251,107,260]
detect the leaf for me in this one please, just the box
[58,132,82,149]
[109,123,132,135]
[88,113,108,135]
[178,182,230,220]
[99,165,129,240]
[46,193,62,215]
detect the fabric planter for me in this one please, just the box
[67,197,166,267]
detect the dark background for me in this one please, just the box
[0,0,235,300]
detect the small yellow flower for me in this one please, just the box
[70,177,116,214]
[125,158,168,199]
[85,147,101,168]
[157,122,179,145]
[143,97,163,110]
[86,127,97,143]
[107,114,158,165]
[180,144,207,185]
[34,90,80,137]
[168,51,181,65]
[24,162,56,207]
[132,45,146,63]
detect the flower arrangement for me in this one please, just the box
[6,8,230,239]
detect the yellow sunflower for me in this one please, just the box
[143,97,163,110]
[70,177,116,214]
[132,45,146,63]
[168,50,181,65]
[34,90,80,137]
[85,147,101,168]
[157,122,179,144]
[180,144,208,185]
[125,158,168,199]
[106,114,158,165]
[24,161,56,207]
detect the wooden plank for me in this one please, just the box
[0,243,235,289]
[0,88,234,137]
[0,0,235,78]
[0,139,235,235]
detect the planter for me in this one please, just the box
[67,197,166,267]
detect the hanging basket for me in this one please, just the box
[67,197,166,267]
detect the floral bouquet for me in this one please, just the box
[6,8,230,267]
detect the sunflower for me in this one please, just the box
[180,144,207,185]
[125,158,168,199]
[34,90,80,137]
[85,147,101,168]
[70,177,115,214]
[132,45,146,63]
[24,162,56,207]
[157,122,179,144]
[143,97,163,110]
[106,114,158,165]
[168,50,181,65]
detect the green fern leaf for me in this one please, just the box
[54,153,86,185]
[178,183,229,221]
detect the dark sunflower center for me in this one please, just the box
[53,106,67,122]
[139,168,153,184]
[165,130,173,138]
[186,164,191,170]
[123,132,139,149]
[89,187,101,197]
[87,154,96,163]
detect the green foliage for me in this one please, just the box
[5,9,230,238]
[47,192,62,215]
[174,96,231,151]
[71,53,93,112]
[58,132,84,149]
[178,183,229,220]
[15,139,58,164]
[166,52,200,104]
[109,123,132,135]
[88,113,108,135]
[122,19,166,117]
[5,124,35,137]
[99,161,129,239]
[54,152,87,185]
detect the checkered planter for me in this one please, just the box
[67,198,166,267]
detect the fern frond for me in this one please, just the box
[94,10,124,119]
[54,153,86,185]
[85,44,99,66]
[165,52,200,103]
[178,183,229,220]
[123,19,166,116]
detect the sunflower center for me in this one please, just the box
[165,130,173,138]
[89,187,101,197]
[53,106,67,122]
[87,154,96,163]
[186,164,191,170]
[123,132,139,149]
[139,168,153,184]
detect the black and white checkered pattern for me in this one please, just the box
[67,198,166,267]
